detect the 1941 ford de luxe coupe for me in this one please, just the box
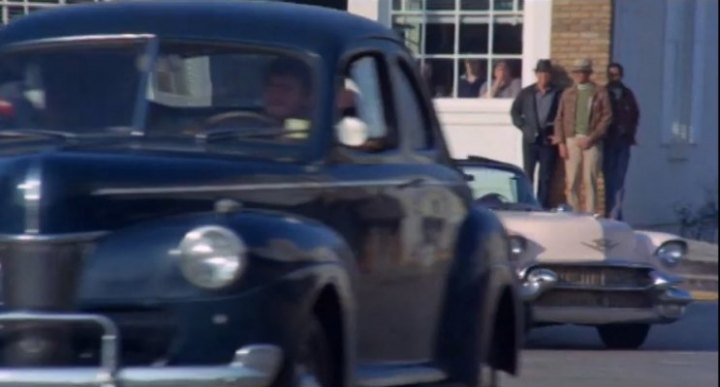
[456,156,693,350]
[0,2,523,387]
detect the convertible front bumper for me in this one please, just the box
[520,267,694,326]
[0,312,283,387]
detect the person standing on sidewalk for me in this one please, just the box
[604,62,640,220]
[553,58,613,214]
[510,59,561,208]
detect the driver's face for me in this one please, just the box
[262,75,309,121]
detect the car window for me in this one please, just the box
[464,165,540,208]
[391,58,434,150]
[0,38,320,161]
[337,55,396,151]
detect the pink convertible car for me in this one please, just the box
[457,156,693,349]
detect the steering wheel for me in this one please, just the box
[476,193,510,205]
[201,110,277,130]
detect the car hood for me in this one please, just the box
[496,210,647,264]
[0,144,313,235]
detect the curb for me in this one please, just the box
[691,291,719,301]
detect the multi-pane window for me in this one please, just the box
[391,0,524,99]
[1,0,105,25]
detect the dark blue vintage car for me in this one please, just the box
[0,1,523,386]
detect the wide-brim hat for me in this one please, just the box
[571,58,593,73]
[534,59,553,73]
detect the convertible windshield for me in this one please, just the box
[0,37,318,157]
[463,164,541,210]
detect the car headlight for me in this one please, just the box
[508,235,527,259]
[178,226,247,289]
[655,241,686,268]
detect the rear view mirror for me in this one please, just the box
[463,173,475,182]
[553,204,574,213]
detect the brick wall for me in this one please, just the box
[548,0,613,215]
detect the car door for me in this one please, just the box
[324,40,471,364]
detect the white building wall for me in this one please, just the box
[612,0,718,228]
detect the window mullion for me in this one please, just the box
[453,0,460,97]
[487,2,495,94]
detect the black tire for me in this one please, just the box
[596,323,651,349]
[294,315,336,387]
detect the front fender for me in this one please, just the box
[78,209,354,303]
[433,206,522,384]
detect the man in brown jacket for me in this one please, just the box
[553,58,613,214]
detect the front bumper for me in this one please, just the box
[521,267,694,325]
[0,312,283,387]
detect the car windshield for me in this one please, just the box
[462,164,541,210]
[0,37,318,159]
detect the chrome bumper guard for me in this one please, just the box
[0,312,283,387]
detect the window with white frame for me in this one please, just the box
[391,0,523,99]
[1,0,105,25]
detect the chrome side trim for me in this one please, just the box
[92,179,453,197]
[0,231,108,244]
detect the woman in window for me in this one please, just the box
[479,60,521,99]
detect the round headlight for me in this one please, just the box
[655,241,686,268]
[508,236,527,259]
[178,226,247,289]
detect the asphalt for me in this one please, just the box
[504,302,718,387]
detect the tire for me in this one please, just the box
[294,315,336,387]
[596,323,651,349]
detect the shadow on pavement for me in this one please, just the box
[524,302,718,352]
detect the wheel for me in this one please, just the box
[480,362,501,387]
[294,316,336,387]
[596,323,651,349]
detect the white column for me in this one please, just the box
[521,0,553,87]
[347,0,391,26]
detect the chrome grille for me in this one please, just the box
[536,290,653,308]
[538,265,653,289]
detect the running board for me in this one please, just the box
[355,362,449,387]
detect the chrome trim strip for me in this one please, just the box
[92,179,449,196]
[18,162,42,234]
[0,231,108,243]
[1,34,157,52]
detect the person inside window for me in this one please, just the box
[262,57,314,124]
[479,60,521,99]
[458,59,483,98]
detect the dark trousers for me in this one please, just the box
[523,140,558,209]
[603,141,631,220]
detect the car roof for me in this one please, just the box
[0,0,400,53]
[454,155,528,177]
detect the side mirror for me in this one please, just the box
[553,204,574,213]
[335,116,369,148]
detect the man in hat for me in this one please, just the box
[553,58,613,214]
[510,59,562,208]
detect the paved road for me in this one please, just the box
[504,302,718,387]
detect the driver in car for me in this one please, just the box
[204,57,313,139]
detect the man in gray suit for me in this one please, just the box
[510,59,561,208]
